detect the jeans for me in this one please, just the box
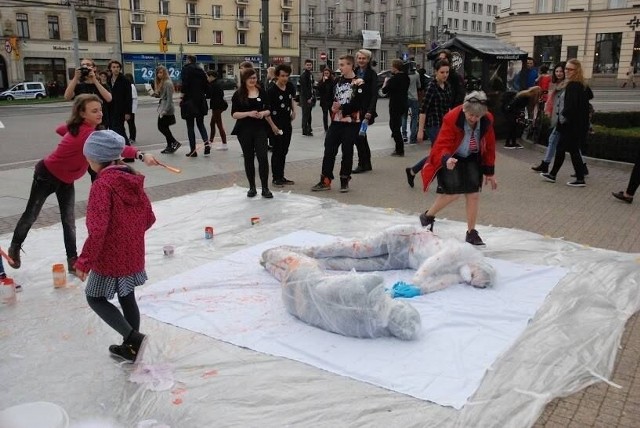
[401,99,420,142]
[185,115,209,152]
[237,127,270,189]
[12,160,77,259]
[543,127,560,163]
[271,125,293,180]
[321,122,359,180]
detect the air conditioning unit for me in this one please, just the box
[281,22,293,33]
[130,12,146,24]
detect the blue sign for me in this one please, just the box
[402,52,409,61]
[244,55,262,63]
[133,63,181,84]
[123,53,177,62]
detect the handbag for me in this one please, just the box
[221,99,229,111]
[159,114,176,126]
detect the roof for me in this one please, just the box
[428,35,528,60]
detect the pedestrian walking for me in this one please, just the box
[125,73,138,145]
[153,66,181,154]
[381,59,410,157]
[611,148,640,204]
[75,130,155,364]
[206,70,229,151]
[180,55,209,157]
[418,91,497,246]
[107,60,133,157]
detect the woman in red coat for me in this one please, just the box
[420,91,498,246]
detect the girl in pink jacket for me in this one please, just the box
[75,130,156,363]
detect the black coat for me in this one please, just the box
[180,63,208,119]
[557,81,590,146]
[299,69,314,102]
[207,80,227,111]
[108,74,132,125]
[354,66,378,124]
[382,72,410,114]
[317,77,335,109]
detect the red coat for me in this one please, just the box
[76,166,155,277]
[421,105,496,191]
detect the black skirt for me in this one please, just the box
[436,152,483,194]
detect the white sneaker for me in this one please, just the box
[215,144,229,151]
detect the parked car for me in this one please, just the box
[218,77,238,90]
[0,82,47,100]
[290,74,319,103]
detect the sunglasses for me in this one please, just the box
[467,97,487,105]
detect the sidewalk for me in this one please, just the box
[0,126,638,426]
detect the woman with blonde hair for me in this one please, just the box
[419,91,498,246]
[154,65,181,154]
[540,59,591,187]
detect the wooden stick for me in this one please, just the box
[157,161,182,174]
[0,246,15,265]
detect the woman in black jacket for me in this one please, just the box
[541,59,591,187]
[352,49,379,173]
[206,71,228,150]
[317,68,335,132]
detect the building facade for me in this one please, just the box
[496,0,640,86]
[299,0,499,72]
[0,0,120,91]
[120,0,300,83]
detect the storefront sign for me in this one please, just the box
[123,53,177,62]
[133,63,181,83]
[495,55,524,60]
[245,56,262,63]
[627,15,640,30]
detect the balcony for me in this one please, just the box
[129,12,146,24]
[281,22,293,33]
[281,0,293,8]
[186,15,201,27]
[236,19,250,30]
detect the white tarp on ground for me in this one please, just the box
[138,230,567,409]
[1,187,639,427]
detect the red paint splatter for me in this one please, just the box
[172,397,183,405]
[202,369,218,378]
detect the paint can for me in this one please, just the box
[0,276,17,305]
[205,226,214,239]
[52,263,67,288]
[250,216,260,226]
[163,245,175,256]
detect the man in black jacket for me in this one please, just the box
[381,59,410,157]
[299,59,315,136]
[352,49,379,174]
[107,60,132,157]
[180,55,210,156]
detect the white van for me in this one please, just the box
[0,82,47,100]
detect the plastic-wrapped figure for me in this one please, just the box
[261,247,421,340]
[260,225,495,340]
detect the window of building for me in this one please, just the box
[131,25,142,41]
[486,22,491,33]
[282,10,290,23]
[95,18,106,42]
[212,5,221,19]
[533,35,562,65]
[471,20,475,31]
[24,58,66,86]
[165,28,172,42]
[213,30,222,44]
[329,48,336,69]
[380,13,386,36]
[633,32,640,72]
[487,4,492,15]
[463,2,469,13]
[410,17,416,35]
[448,0,453,10]
[237,6,246,19]
[346,11,353,35]
[328,8,335,35]
[396,15,401,36]
[309,47,317,70]
[188,28,198,43]
[454,18,459,30]
[237,31,246,45]
[536,0,548,13]
[347,49,354,56]
[472,3,477,13]
[463,19,468,30]
[308,7,315,33]
[16,13,30,38]
[130,0,141,10]
[478,4,483,14]
[364,13,371,31]
[187,2,197,15]
[455,0,460,11]
[448,18,453,29]
[566,45,578,61]
[593,32,622,74]
[396,0,402,5]
[48,16,60,40]
[282,33,290,48]
[492,22,495,32]
[159,1,169,15]
[608,0,626,8]
[380,50,387,70]
[78,17,88,41]
[493,5,497,14]
[552,0,565,12]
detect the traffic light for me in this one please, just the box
[160,36,168,53]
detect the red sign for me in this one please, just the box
[320,52,327,61]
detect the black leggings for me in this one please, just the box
[87,292,139,339]
[237,128,269,189]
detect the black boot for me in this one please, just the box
[531,161,549,173]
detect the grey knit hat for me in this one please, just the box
[83,130,125,163]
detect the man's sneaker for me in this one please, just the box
[7,245,21,269]
[204,144,211,156]
[402,136,408,143]
[466,229,486,246]
[215,144,229,151]
[272,179,285,187]
[540,173,556,183]
[185,151,198,158]
[67,256,78,275]
[311,178,331,191]
[566,180,586,187]
[340,177,350,193]
[281,178,295,185]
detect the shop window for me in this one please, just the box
[534,35,562,65]
[593,32,622,74]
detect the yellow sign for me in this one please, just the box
[160,37,168,53]
[157,20,168,53]
[9,36,19,59]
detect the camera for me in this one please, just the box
[79,66,90,80]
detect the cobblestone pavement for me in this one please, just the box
[1,140,638,427]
